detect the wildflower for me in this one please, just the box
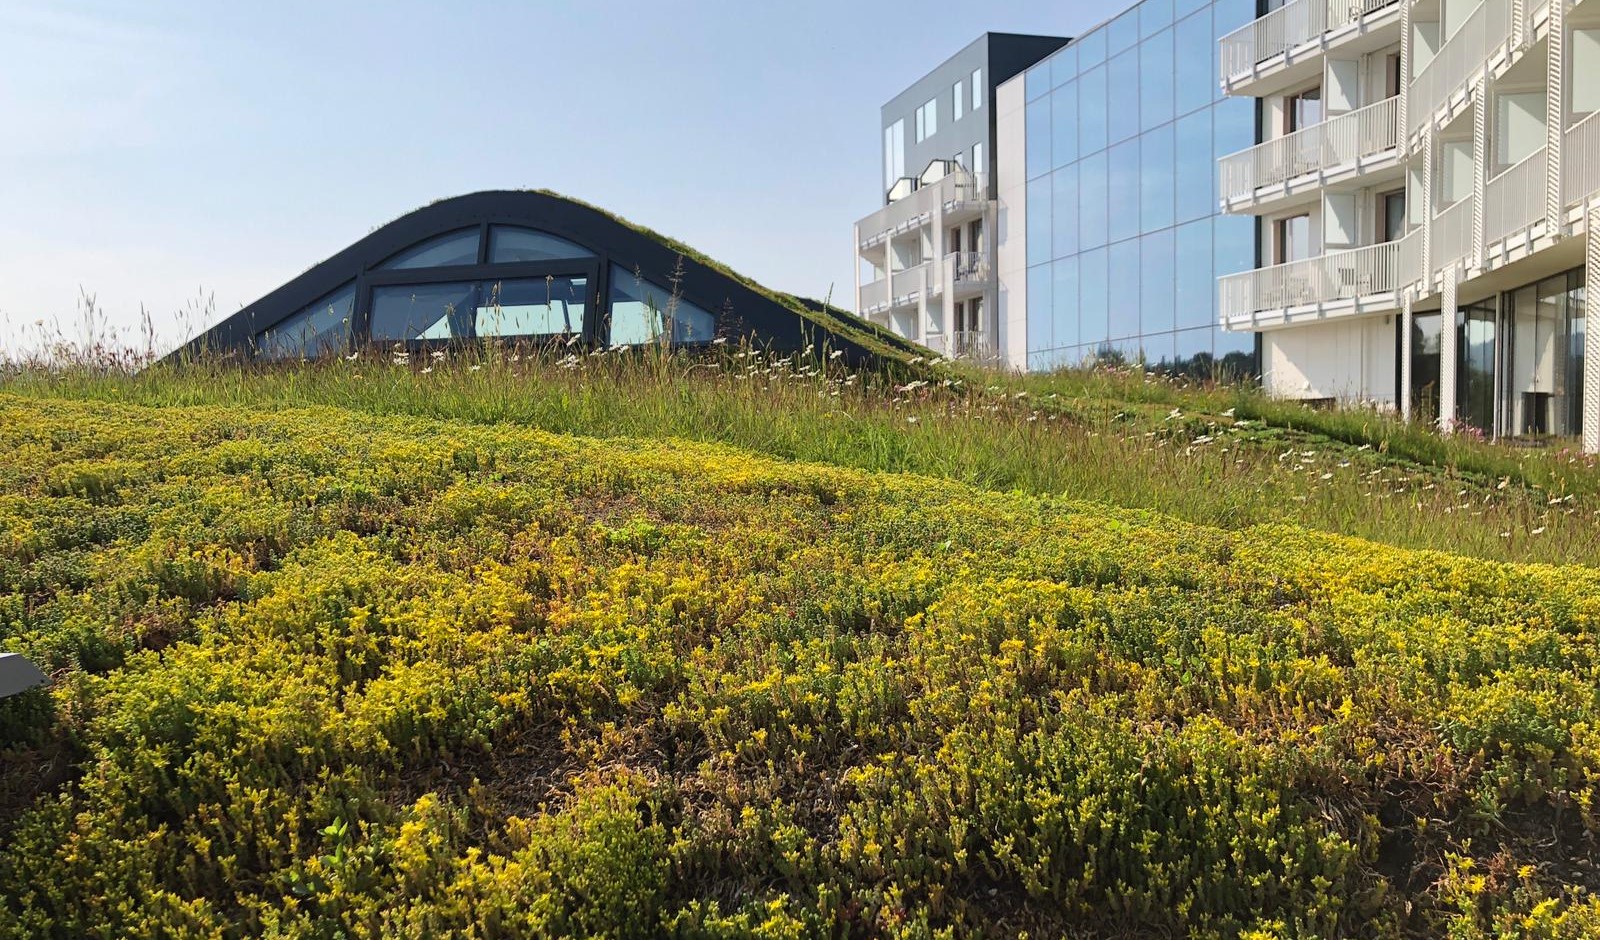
[829,349,844,359]
[420,367,433,374]
[713,336,728,345]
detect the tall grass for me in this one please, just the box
[4,344,1595,566]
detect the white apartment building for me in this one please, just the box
[1217,0,1600,452]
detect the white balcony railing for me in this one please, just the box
[947,251,990,285]
[1408,0,1513,135]
[1219,0,1400,83]
[860,277,888,314]
[856,170,988,251]
[1431,197,1475,272]
[1218,96,1400,202]
[1218,233,1416,321]
[1485,145,1548,245]
[950,330,997,360]
[1565,110,1600,206]
[891,262,931,305]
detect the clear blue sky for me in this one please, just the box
[0,0,1101,355]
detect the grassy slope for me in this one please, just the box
[2,393,1600,937]
[6,354,1597,566]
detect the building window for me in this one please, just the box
[885,119,905,190]
[1273,214,1313,264]
[1380,190,1407,242]
[1386,53,1403,98]
[954,80,964,121]
[971,68,983,111]
[370,277,589,342]
[972,141,984,174]
[1495,91,1546,169]
[1285,86,1322,133]
[486,226,596,264]
[1575,30,1600,115]
[256,282,355,359]
[378,229,481,270]
[915,98,938,142]
[607,265,716,346]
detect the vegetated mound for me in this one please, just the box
[1,394,1598,938]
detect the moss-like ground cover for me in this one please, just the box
[2,390,1600,938]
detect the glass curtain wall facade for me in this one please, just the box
[1405,269,1588,439]
[1021,0,1257,374]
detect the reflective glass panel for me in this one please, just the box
[1212,97,1255,158]
[1079,246,1109,346]
[487,227,596,263]
[1052,163,1079,260]
[1175,10,1214,117]
[1075,25,1107,68]
[1107,138,1140,243]
[1078,64,1108,155]
[1108,10,1139,55]
[1108,239,1141,338]
[608,265,717,345]
[1140,121,1175,233]
[1175,219,1215,330]
[1139,28,1176,132]
[378,229,480,270]
[1026,62,1052,102]
[1175,109,1215,223]
[1050,44,1079,89]
[1026,95,1053,180]
[1141,229,1176,335]
[476,277,589,337]
[1078,150,1109,249]
[1214,214,1256,276]
[1107,50,1141,144]
[1051,84,1079,169]
[1141,0,1175,38]
[256,282,355,360]
[1027,177,1053,267]
[1053,255,1080,349]
[1027,263,1054,352]
[370,277,589,341]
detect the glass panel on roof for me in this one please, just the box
[486,226,597,263]
[607,264,716,346]
[255,282,355,359]
[370,277,588,341]
[377,229,480,270]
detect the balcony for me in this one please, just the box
[946,251,991,291]
[1407,0,1519,137]
[1430,197,1475,274]
[1218,230,1419,328]
[949,330,999,362]
[1485,146,1548,247]
[1218,97,1401,212]
[1219,0,1401,96]
[856,171,988,253]
[859,277,890,316]
[1565,110,1600,207]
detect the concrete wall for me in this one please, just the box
[1262,316,1398,404]
[995,75,1029,370]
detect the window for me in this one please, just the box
[1495,91,1546,168]
[885,119,906,190]
[1078,64,1108,156]
[1140,28,1175,131]
[1285,86,1322,132]
[1440,138,1473,205]
[1107,49,1140,144]
[1274,214,1313,264]
[971,68,983,111]
[1026,95,1052,180]
[1052,82,1079,168]
[1380,190,1407,242]
[954,80,965,121]
[607,264,716,345]
[487,226,596,263]
[971,141,984,173]
[915,98,938,142]
[256,282,355,359]
[1576,30,1600,114]
[370,277,588,342]
[1175,10,1214,118]
[378,229,480,270]
[1386,53,1403,98]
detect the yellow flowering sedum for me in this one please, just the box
[1,395,1598,938]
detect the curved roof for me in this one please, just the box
[180,190,921,367]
